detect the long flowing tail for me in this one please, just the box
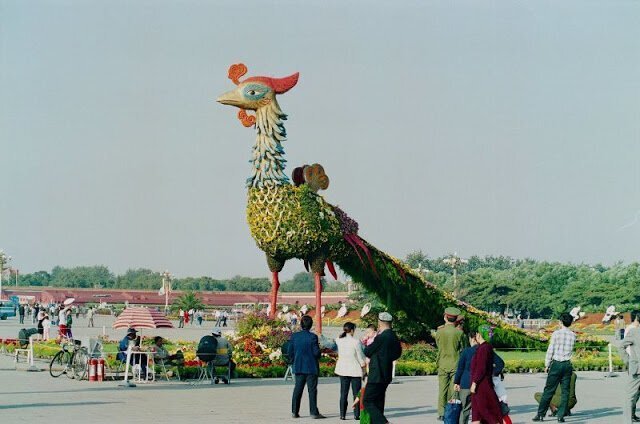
[335,236,545,349]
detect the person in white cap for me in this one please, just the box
[362,312,402,424]
[211,328,235,371]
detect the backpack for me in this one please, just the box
[197,335,218,362]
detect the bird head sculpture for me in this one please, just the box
[217,63,299,127]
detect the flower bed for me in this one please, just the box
[0,312,619,378]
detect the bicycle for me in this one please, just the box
[49,340,89,380]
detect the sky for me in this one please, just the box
[1,0,639,280]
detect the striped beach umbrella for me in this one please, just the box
[112,307,174,329]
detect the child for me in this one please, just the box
[42,314,51,341]
[361,324,377,347]
[353,325,378,411]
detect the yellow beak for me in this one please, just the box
[217,89,244,107]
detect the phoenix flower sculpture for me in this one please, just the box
[217,63,541,348]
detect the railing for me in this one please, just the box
[503,318,551,329]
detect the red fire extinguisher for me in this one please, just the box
[89,358,98,382]
[97,358,105,382]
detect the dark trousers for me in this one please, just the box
[537,360,573,419]
[292,373,319,416]
[339,376,362,419]
[19,315,24,324]
[364,382,389,424]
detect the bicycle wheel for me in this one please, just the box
[72,348,89,380]
[50,350,71,378]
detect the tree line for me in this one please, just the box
[406,250,640,318]
[15,266,346,293]
[17,252,640,317]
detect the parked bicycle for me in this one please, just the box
[49,340,89,380]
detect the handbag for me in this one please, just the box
[500,400,510,416]
[443,392,462,424]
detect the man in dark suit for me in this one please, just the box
[363,312,403,424]
[288,315,326,419]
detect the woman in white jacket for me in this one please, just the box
[335,322,366,420]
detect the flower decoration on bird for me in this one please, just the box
[216,63,546,347]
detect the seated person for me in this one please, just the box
[117,328,146,376]
[18,328,40,348]
[211,328,236,382]
[211,329,234,365]
[534,372,577,416]
[152,336,183,366]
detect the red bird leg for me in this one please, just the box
[269,271,280,319]
[314,272,323,335]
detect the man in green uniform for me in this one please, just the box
[435,307,467,421]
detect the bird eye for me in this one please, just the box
[248,90,256,95]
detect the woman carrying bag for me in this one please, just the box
[335,322,366,420]
[470,325,504,424]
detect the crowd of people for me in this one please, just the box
[432,307,579,424]
[15,302,101,347]
[177,308,229,328]
[18,300,640,423]
[286,312,402,422]
[115,326,234,382]
[279,306,583,424]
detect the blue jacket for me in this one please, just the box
[117,336,129,362]
[117,336,140,362]
[453,345,505,389]
[287,329,321,375]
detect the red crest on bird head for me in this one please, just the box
[227,63,299,94]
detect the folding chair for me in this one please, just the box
[211,355,232,385]
[284,365,293,382]
[156,357,182,381]
[190,360,213,385]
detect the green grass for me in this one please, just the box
[496,350,617,361]
[495,350,546,361]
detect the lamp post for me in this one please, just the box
[160,270,172,315]
[442,252,467,298]
[0,250,11,301]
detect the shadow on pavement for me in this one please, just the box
[568,407,621,421]
[505,385,536,390]
[0,401,121,410]
[510,405,621,424]
[385,405,435,418]
[508,403,539,414]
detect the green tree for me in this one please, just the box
[173,291,205,311]
[18,270,51,286]
[226,275,271,291]
[405,250,429,269]
[116,269,161,289]
[50,266,115,288]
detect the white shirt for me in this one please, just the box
[58,310,66,323]
[334,334,366,377]
[544,326,576,367]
